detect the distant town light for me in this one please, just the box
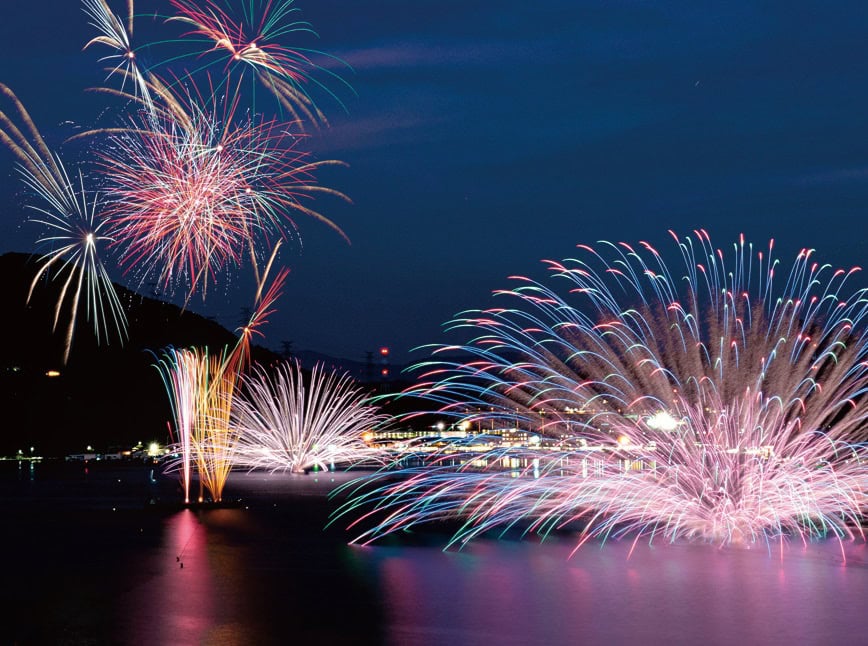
[45,370,61,378]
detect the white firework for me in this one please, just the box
[232,361,387,473]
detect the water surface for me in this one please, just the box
[2,463,866,645]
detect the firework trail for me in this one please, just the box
[230,246,288,372]
[232,360,388,473]
[166,0,351,128]
[0,84,127,363]
[335,231,868,554]
[98,79,349,300]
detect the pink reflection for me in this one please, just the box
[123,510,215,643]
[364,538,868,646]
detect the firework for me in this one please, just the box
[82,0,153,110]
[335,231,868,554]
[232,361,388,473]
[22,162,128,364]
[99,81,349,299]
[0,84,127,363]
[157,347,198,502]
[230,248,288,371]
[155,257,287,502]
[167,0,351,127]
[157,346,242,503]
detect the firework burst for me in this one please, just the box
[22,162,128,364]
[232,361,388,473]
[336,231,868,554]
[167,0,351,128]
[98,80,349,299]
[0,83,127,363]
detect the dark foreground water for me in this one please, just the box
[2,461,867,645]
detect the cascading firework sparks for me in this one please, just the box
[232,361,388,473]
[22,162,129,364]
[0,83,128,364]
[157,346,199,503]
[335,231,868,552]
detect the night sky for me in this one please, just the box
[2,1,868,363]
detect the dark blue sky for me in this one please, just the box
[2,1,868,363]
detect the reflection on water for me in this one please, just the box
[351,538,868,646]
[2,465,866,645]
[125,510,230,643]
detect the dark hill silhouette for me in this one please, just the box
[0,252,279,456]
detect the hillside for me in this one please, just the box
[0,252,278,455]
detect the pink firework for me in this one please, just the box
[99,82,349,298]
[335,231,868,556]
